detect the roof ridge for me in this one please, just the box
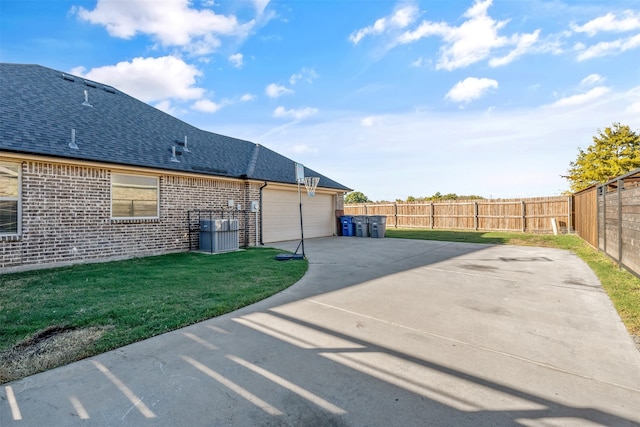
[244,143,261,178]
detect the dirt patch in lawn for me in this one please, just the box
[0,325,111,384]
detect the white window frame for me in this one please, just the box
[111,173,159,219]
[0,161,21,236]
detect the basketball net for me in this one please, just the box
[304,177,320,197]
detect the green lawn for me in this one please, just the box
[386,228,640,337]
[2,230,638,383]
[0,248,307,383]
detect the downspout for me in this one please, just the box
[259,181,268,245]
[243,179,249,249]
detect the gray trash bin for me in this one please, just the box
[354,215,369,237]
[368,215,387,238]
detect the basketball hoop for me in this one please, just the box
[304,177,319,197]
[275,169,320,261]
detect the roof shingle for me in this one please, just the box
[0,63,350,191]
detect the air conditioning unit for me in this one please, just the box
[199,219,239,253]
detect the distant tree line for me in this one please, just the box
[400,192,485,203]
[344,191,484,204]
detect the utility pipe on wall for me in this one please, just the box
[259,181,268,245]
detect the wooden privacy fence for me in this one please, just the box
[597,168,640,278]
[573,187,598,247]
[344,196,572,234]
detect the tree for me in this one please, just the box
[565,123,640,192]
[344,191,370,204]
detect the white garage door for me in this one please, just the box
[263,187,334,243]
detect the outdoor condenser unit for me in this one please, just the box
[199,219,239,253]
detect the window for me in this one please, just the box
[0,162,21,235]
[111,174,159,219]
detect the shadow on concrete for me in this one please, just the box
[233,308,638,426]
[2,237,639,426]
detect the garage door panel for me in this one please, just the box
[263,189,333,243]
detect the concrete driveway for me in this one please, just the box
[2,237,640,426]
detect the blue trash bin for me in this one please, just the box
[340,215,355,236]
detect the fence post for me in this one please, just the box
[474,201,478,231]
[618,179,623,266]
[596,187,600,250]
[567,195,572,233]
[603,186,607,253]
[521,201,526,232]
[394,202,398,228]
[430,202,434,229]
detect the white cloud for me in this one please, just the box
[489,30,540,67]
[361,116,379,127]
[534,32,568,56]
[410,56,428,67]
[240,93,256,102]
[153,100,178,115]
[273,106,318,120]
[291,144,319,154]
[445,77,498,104]
[75,0,255,54]
[548,86,610,108]
[253,0,270,16]
[398,19,447,44]
[349,4,419,44]
[576,33,640,61]
[70,56,204,103]
[581,74,604,86]
[192,99,223,113]
[289,67,319,85]
[626,102,640,113]
[571,10,640,36]
[185,34,222,56]
[228,53,244,68]
[265,83,293,98]
[397,0,540,70]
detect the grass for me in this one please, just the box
[2,230,638,382]
[386,228,640,337]
[0,248,307,383]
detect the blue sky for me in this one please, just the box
[1,0,639,201]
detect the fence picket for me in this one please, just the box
[345,196,571,234]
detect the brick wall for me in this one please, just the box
[1,160,261,270]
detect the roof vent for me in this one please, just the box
[83,80,97,88]
[170,146,181,163]
[62,73,75,82]
[69,129,79,150]
[177,135,191,153]
[82,90,93,107]
[103,85,116,94]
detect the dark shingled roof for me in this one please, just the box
[0,63,351,191]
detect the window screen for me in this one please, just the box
[111,174,159,219]
[0,162,20,234]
